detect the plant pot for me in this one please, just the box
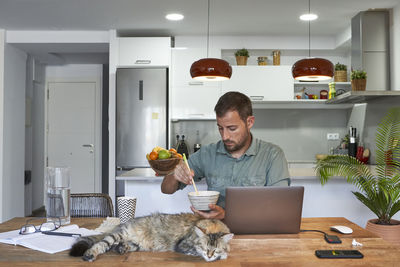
[334,70,347,82]
[351,79,367,91]
[236,56,248,66]
[365,219,400,246]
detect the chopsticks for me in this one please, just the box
[183,153,198,194]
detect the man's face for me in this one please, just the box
[216,110,254,153]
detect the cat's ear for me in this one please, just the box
[194,226,206,237]
[222,233,234,243]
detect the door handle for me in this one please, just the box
[135,60,151,64]
[82,144,94,148]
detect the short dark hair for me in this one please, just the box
[214,91,253,122]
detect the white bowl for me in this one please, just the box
[188,191,220,211]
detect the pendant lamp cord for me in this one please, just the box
[207,0,210,57]
[308,0,311,57]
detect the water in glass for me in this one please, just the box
[46,167,71,225]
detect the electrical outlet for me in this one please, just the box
[327,133,339,140]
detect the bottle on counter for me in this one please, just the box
[177,135,190,158]
[194,130,201,153]
[348,126,358,158]
[175,134,180,150]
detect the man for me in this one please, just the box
[161,91,290,219]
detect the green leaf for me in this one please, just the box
[316,107,400,223]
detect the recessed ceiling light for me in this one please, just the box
[166,13,184,21]
[300,13,318,21]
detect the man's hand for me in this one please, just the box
[161,161,194,194]
[191,204,225,220]
[172,160,194,185]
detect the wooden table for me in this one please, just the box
[0,217,398,266]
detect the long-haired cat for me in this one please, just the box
[70,213,234,262]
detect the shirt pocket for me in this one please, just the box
[241,175,266,186]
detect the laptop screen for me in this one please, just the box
[223,186,304,234]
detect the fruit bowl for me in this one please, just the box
[148,158,182,175]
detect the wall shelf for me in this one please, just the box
[326,90,400,104]
[252,100,353,109]
[294,81,351,86]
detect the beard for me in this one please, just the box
[223,131,251,153]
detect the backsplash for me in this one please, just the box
[170,108,349,161]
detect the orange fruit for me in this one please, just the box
[149,151,158,160]
[169,148,177,154]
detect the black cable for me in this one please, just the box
[300,229,328,236]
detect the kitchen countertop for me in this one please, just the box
[116,163,378,181]
[116,163,326,181]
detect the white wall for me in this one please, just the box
[0,39,27,222]
[0,29,5,221]
[24,56,46,213]
[390,4,400,91]
[108,30,118,207]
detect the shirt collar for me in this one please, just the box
[244,136,258,156]
[216,135,258,157]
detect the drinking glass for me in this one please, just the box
[46,167,71,225]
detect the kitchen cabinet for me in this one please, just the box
[221,66,293,101]
[171,47,221,119]
[118,37,171,66]
[171,85,221,119]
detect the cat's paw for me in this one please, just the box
[115,243,129,254]
[82,252,96,262]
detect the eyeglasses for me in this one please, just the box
[19,217,61,235]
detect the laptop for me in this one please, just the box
[223,186,304,234]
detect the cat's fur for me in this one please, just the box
[70,213,234,262]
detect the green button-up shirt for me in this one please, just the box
[180,137,291,208]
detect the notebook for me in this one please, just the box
[223,186,304,234]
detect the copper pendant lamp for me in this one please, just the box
[190,0,232,81]
[292,0,333,81]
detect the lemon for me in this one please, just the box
[152,146,164,153]
[158,150,170,159]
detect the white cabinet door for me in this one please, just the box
[118,37,171,66]
[221,66,294,101]
[171,85,221,119]
[171,47,221,119]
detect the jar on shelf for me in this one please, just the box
[257,56,267,65]
[272,50,281,65]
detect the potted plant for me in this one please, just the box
[334,62,347,82]
[351,69,367,91]
[235,48,249,66]
[315,107,400,245]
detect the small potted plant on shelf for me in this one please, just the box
[351,69,367,91]
[315,107,400,245]
[334,62,347,82]
[235,48,249,66]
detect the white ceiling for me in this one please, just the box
[1,0,399,63]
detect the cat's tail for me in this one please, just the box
[69,234,105,257]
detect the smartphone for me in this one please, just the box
[315,250,364,259]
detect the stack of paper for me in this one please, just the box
[0,224,100,254]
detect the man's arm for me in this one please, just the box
[161,161,194,194]
[266,146,291,186]
[160,174,179,194]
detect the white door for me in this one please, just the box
[47,82,96,193]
